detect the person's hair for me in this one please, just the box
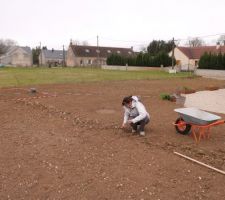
[122,95,133,106]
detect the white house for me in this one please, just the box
[0,46,32,67]
[170,45,225,71]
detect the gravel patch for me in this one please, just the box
[184,89,225,114]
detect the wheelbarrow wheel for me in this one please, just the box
[175,117,191,135]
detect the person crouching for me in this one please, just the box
[121,95,150,136]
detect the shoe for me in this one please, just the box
[140,131,145,136]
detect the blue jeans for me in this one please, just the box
[130,116,150,132]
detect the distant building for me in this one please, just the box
[170,45,225,71]
[66,44,134,67]
[39,49,66,67]
[0,46,32,67]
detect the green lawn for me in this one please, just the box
[0,67,194,88]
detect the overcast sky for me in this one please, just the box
[1,0,225,50]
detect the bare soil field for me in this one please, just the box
[1,77,225,200]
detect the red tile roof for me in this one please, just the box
[178,46,225,59]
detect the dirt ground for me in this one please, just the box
[1,77,225,200]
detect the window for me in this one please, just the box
[107,50,111,53]
[96,49,100,53]
[117,50,121,54]
[128,51,132,55]
[88,59,92,65]
[80,60,83,65]
[85,49,90,53]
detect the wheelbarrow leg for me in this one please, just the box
[191,127,198,143]
[199,128,205,141]
[206,127,210,139]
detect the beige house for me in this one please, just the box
[39,49,66,67]
[170,46,225,71]
[66,44,134,67]
[0,46,32,67]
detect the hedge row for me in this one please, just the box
[199,52,225,70]
[107,52,174,67]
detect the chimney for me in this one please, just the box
[131,46,133,51]
[52,48,54,52]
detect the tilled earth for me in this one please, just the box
[0,77,225,200]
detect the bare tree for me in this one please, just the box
[186,37,204,47]
[71,40,80,45]
[217,35,225,45]
[71,40,89,46]
[139,45,147,53]
[82,41,89,46]
[0,39,17,55]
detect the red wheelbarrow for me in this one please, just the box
[174,107,225,143]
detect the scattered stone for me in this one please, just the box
[30,88,37,93]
